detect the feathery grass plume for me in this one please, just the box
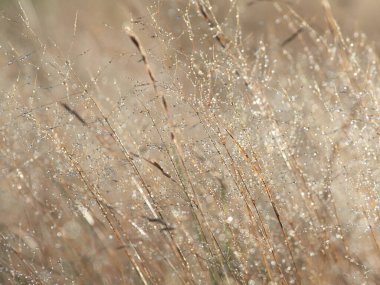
[1,0,379,284]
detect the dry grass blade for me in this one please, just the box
[60,102,87,126]
[281,27,303,47]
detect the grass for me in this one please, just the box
[0,0,379,284]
